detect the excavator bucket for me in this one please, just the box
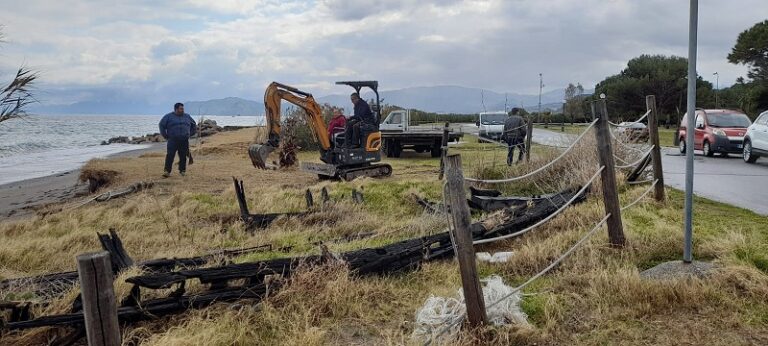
[248,143,276,169]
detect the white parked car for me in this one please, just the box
[743,110,768,163]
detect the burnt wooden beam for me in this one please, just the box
[3,187,586,333]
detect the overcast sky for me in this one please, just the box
[0,0,765,107]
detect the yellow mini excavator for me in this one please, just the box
[248,81,393,181]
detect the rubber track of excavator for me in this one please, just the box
[339,164,393,181]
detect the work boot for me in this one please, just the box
[162,171,171,178]
[179,171,186,177]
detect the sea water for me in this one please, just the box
[0,114,263,185]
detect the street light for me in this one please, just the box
[713,72,719,108]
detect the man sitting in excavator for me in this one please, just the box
[344,93,376,148]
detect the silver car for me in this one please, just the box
[743,110,768,163]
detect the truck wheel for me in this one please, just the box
[393,142,402,158]
[679,138,686,154]
[431,143,441,158]
[384,139,394,158]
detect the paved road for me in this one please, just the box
[519,127,768,215]
[661,149,768,215]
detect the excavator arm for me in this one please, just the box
[249,82,332,169]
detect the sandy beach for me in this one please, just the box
[0,144,164,219]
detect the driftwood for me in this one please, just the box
[0,233,281,297]
[233,177,307,230]
[2,187,585,333]
[414,186,573,214]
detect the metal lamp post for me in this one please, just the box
[683,0,698,263]
[713,72,719,108]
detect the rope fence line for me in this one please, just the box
[464,119,598,184]
[607,109,650,127]
[615,145,654,169]
[424,213,611,346]
[610,130,652,154]
[620,180,658,211]
[473,166,604,245]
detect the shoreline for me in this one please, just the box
[0,143,165,219]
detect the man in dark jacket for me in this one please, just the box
[503,108,527,165]
[344,93,376,148]
[159,103,197,177]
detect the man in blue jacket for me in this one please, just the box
[159,103,197,177]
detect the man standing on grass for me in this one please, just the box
[503,107,527,165]
[159,103,197,177]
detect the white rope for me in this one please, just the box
[627,179,654,185]
[610,130,651,154]
[424,214,610,345]
[473,166,604,245]
[465,119,598,184]
[608,109,650,127]
[621,180,658,211]
[615,145,654,169]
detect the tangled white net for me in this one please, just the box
[411,275,529,343]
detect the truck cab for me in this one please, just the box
[380,109,410,132]
[476,111,507,140]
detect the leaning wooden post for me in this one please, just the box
[439,122,450,180]
[525,115,533,162]
[443,154,487,327]
[77,251,120,346]
[594,99,626,247]
[645,95,665,202]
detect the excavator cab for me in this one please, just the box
[249,81,392,181]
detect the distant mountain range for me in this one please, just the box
[31,85,591,115]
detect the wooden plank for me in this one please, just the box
[76,251,120,346]
[594,100,625,247]
[646,95,665,201]
[443,154,487,327]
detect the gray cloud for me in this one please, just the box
[0,0,765,110]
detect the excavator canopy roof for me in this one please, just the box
[335,81,378,93]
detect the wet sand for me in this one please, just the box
[0,144,164,219]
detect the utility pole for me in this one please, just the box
[538,73,544,127]
[683,0,698,263]
[713,72,719,108]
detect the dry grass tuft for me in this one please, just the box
[79,164,120,192]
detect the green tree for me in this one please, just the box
[564,82,584,125]
[592,54,713,123]
[728,20,768,82]
[720,20,768,117]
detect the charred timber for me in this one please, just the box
[3,188,584,331]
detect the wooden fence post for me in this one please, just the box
[77,251,120,346]
[443,154,487,327]
[561,103,566,132]
[439,122,450,180]
[645,95,666,202]
[525,116,533,162]
[594,99,626,247]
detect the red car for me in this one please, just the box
[678,109,752,157]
